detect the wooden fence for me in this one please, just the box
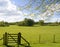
[3,32,30,47]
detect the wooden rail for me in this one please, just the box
[3,32,30,47]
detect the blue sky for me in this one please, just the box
[11,0,60,22]
[11,0,29,6]
[0,0,60,22]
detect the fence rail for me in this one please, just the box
[3,32,30,47]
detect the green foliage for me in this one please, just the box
[16,21,25,26]
[0,21,9,27]
[17,18,35,26]
[39,20,44,26]
[49,22,59,26]
[45,22,59,26]
[9,22,16,25]
[24,18,35,26]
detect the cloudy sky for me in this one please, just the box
[0,0,60,22]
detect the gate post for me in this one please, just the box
[3,32,8,46]
[17,32,21,45]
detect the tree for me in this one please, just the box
[39,20,44,26]
[24,18,35,26]
[17,18,35,26]
[0,21,9,27]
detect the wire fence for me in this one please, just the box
[23,33,60,44]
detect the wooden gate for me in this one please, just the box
[3,32,30,47]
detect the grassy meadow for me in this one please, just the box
[0,25,60,47]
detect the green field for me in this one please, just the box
[0,25,60,47]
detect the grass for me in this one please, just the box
[31,43,60,47]
[0,25,60,47]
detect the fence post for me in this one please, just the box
[17,32,21,45]
[3,32,8,46]
[39,34,41,44]
[53,34,56,43]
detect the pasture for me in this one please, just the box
[0,25,60,47]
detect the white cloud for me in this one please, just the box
[0,0,25,22]
[7,0,17,11]
[0,0,60,22]
[38,3,60,22]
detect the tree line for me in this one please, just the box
[0,18,60,27]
